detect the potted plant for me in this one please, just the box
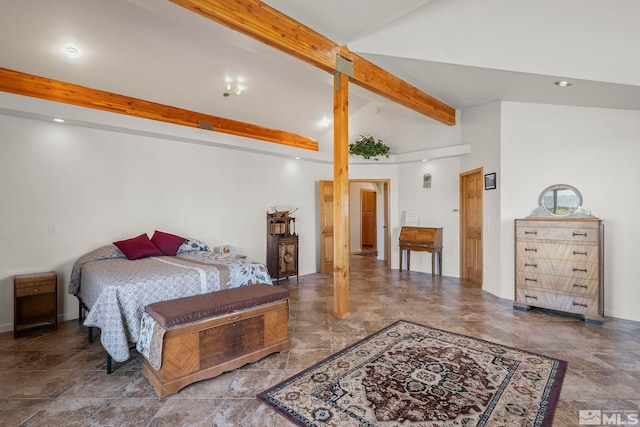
[349,134,390,160]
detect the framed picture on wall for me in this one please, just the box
[423,173,432,188]
[484,172,496,190]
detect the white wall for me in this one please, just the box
[345,101,462,155]
[1,93,447,332]
[396,157,462,276]
[500,102,640,322]
[0,109,332,331]
[460,103,502,294]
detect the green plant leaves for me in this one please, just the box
[348,134,390,160]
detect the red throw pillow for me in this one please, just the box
[113,233,163,260]
[151,230,186,256]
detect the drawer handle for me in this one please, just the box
[229,315,240,321]
[524,263,537,268]
[34,288,39,293]
[524,230,537,235]
[572,232,588,237]
[572,302,588,308]
[525,294,538,300]
[573,283,588,289]
[524,248,537,252]
[572,268,588,273]
[525,278,538,283]
[573,250,588,256]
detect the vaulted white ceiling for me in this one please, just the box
[1,0,639,153]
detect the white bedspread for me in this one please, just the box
[69,246,272,362]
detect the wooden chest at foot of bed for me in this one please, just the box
[141,285,290,398]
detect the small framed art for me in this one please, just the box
[423,173,432,188]
[484,172,496,190]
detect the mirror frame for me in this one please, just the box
[538,184,583,216]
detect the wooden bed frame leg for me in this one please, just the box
[107,355,112,375]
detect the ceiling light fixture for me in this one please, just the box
[319,117,331,128]
[554,80,573,87]
[53,118,65,123]
[223,77,246,97]
[64,44,81,59]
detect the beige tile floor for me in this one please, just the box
[1,255,639,426]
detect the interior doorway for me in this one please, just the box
[459,167,483,285]
[319,179,390,273]
[360,189,377,254]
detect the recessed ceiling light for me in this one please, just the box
[421,159,428,162]
[53,118,65,123]
[294,157,301,160]
[554,80,572,87]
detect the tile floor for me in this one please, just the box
[1,255,639,426]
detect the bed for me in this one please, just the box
[68,235,272,363]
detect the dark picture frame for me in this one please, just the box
[484,172,497,190]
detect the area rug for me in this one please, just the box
[355,250,378,257]
[257,320,566,426]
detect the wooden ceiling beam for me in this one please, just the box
[0,67,318,151]
[171,0,456,126]
[342,48,456,126]
[170,0,338,73]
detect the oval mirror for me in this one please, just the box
[539,184,583,216]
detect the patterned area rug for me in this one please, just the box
[257,320,566,426]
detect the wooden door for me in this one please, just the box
[319,180,334,273]
[361,190,376,249]
[460,168,483,285]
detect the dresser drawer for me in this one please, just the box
[515,241,598,262]
[515,288,599,315]
[555,277,600,297]
[515,270,556,291]
[553,261,599,280]
[14,273,57,297]
[515,268,599,295]
[516,220,600,243]
[15,283,56,297]
[516,256,598,278]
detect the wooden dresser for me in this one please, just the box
[514,218,604,323]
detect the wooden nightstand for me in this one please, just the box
[14,272,57,338]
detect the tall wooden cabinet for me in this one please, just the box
[267,213,298,281]
[514,218,604,323]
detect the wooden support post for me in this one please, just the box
[332,71,350,319]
